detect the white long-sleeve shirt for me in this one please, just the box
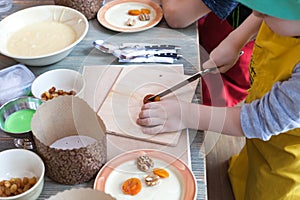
[241,62,300,141]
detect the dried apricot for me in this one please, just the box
[121,178,142,195]
[153,168,169,178]
[143,94,160,104]
[141,8,151,14]
[128,9,141,16]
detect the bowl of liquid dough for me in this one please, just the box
[0,5,89,66]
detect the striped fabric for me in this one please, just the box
[202,0,238,19]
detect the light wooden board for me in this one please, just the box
[97,65,197,146]
[82,65,123,112]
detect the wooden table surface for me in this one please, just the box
[0,1,207,199]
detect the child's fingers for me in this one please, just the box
[140,125,164,135]
[138,108,164,118]
[136,117,164,127]
[141,101,160,110]
[202,59,219,73]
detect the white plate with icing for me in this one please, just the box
[94,149,197,200]
[97,0,163,32]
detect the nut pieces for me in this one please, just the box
[41,86,76,101]
[136,155,169,187]
[126,8,151,26]
[137,155,154,172]
[125,18,136,26]
[139,13,150,21]
[0,176,37,197]
[145,174,160,186]
[121,155,170,196]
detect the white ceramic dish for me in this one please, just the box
[47,188,116,200]
[97,0,163,32]
[31,69,85,100]
[0,149,45,200]
[0,5,88,66]
[94,149,197,200]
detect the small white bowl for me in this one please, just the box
[0,149,45,200]
[0,5,88,66]
[31,69,85,100]
[0,96,43,138]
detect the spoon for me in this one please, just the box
[93,40,149,54]
[93,40,119,54]
[93,40,182,54]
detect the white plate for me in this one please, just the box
[94,149,197,200]
[48,188,116,200]
[97,0,163,32]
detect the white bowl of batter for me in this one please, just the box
[0,5,89,66]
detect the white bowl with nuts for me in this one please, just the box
[0,149,45,199]
[31,69,85,101]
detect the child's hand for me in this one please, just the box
[136,100,187,134]
[203,34,242,73]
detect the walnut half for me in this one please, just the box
[137,155,154,172]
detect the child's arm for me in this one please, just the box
[161,0,211,28]
[241,63,300,140]
[137,97,244,137]
[137,63,300,140]
[203,13,262,73]
[161,0,239,28]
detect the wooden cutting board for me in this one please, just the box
[91,64,198,146]
[82,65,123,112]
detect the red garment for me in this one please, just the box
[198,13,254,107]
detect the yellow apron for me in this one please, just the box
[228,22,300,200]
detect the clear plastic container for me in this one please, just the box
[0,64,35,105]
[0,0,12,13]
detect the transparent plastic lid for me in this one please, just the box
[0,64,35,105]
